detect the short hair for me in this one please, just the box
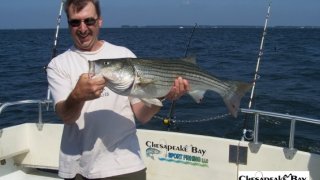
[64,0,101,19]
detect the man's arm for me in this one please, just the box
[132,77,189,124]
[56,73,106,124]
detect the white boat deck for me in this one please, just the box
[1,122,320,180]
[0,123,62,180]
[0,167,60,180]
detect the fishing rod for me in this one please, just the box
[242,2,272,140]
[163,23,198,129]
[45,0,65,107]
[50,0,65,61]
[184,23,197,57]
[248,3,271,109]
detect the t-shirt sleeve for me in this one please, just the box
[120,47,137,59]
[46,59,72,107]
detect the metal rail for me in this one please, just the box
[0,99,53,134]
[240,108,320,151]
[0,100,319,153]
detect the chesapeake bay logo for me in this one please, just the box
[145,141,209,167]
[238,171,309,180]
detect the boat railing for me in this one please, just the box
[0,100,319,154]
[240,108,320,156]
[0,99,53,135]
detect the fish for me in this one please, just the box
[89,57,252,118]
[146,147,161,160]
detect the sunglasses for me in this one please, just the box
[68,18,98,27]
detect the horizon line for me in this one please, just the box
[1,25,320,30]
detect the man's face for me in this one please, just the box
[67,2,102,51]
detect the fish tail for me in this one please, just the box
[222,81,252,118]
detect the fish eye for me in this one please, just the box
[104,61,111,66]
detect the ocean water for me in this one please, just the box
[0,27,319,153]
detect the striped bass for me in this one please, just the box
[89,57,252,117]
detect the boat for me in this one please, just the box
[0,99,319,180]
[1,1,319,180]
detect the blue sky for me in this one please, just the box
[0,0,319,29]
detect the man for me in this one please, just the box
[47,0,189,179]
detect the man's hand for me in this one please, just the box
[56,73,106,124]
[165,77,190,101]
[71,73,106,102]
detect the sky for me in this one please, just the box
[0,0,319,29]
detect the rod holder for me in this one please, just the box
[36,102,44,131]
[253,113,260,144]
[289,119,296,150]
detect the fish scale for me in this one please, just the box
[132,59,230,93]
[90,57,252,117]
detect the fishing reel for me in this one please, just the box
[162,118,171,126]
[162,117,179,131]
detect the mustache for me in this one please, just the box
[76,30,91,37]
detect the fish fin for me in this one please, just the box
[188,90,206,103]
[182,56,197,64]
[135,76,155,87]
[141,98,163,107]
[223,82,252,118]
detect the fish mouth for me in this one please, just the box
[88,61,95,75]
